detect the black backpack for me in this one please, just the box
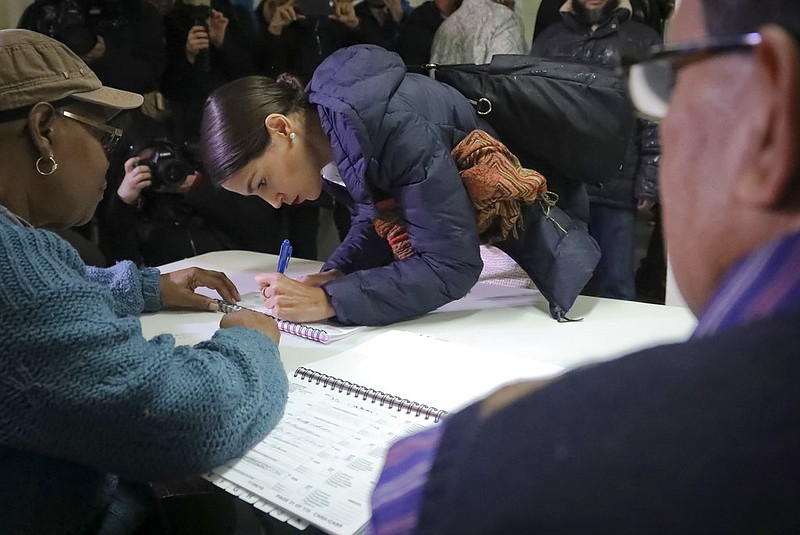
[421,56,635,319]
[426,56,634,214]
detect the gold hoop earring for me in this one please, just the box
[35,155,58,176]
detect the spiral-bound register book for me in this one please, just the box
[216,292,367,344]
[207,330,563,535]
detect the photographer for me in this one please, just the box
[158,0,322,262]
[18,0,166,98]
[162,0,262,142]
[116,142,199,207]
[99,124,239,266]
[354,0,410,52]
[255,0,361,82]
[100,116,319,266]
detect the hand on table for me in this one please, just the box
[160,267,240,311]
[220,309,280,344]
[255,273,336,322]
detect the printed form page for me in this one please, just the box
[213,376,433,535]
[211,331,563,534]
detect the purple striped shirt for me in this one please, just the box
[694,230,800,337]
[368,230,800,535]
[369,424,444,535]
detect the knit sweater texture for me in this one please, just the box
[0,212,288,534]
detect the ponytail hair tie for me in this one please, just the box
[276,73,311,110]
[276,73,305,93]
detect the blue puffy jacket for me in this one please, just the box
[308,45,484,326]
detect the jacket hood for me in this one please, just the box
[560,0,633,21]
[306,45,407,173]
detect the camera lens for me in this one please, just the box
[159,160,192,186]
[134,140,196,189]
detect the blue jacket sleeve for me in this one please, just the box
[320,113,483,325]
[322,210,395,274]
[0,225,288,482]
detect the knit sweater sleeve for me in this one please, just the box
[0,222,288,482]
[85,264,162,315]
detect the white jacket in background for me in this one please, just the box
[430,0,528,64]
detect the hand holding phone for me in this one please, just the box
[267,0,300,35]
[296,0,335,18]
[330,0,359,29]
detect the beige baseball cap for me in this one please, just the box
[0,29,143,114]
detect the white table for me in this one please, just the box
[140,250,696,373]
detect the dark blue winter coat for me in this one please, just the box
[414,306,800,533]
[532,4,661,209]
[307,45,484,326]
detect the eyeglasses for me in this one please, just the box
[56,109,124,158]
[621,32,762,121]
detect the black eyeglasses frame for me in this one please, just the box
[622,32,762,69]
[620,32,763,121]
[56,108,124,158]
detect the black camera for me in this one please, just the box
[136,140,197,190]
[27,0,125,56]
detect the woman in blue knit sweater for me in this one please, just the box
[0,30,288,534]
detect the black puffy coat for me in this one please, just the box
[532,4,661,209]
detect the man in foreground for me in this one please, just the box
[370,0,800,531]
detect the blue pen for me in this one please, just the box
[277,239,292,274]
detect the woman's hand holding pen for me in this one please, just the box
[256,273,336,323]
[160,267,240,311]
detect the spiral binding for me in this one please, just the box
[294,367,447,423]
[215,300,330,343]
[277,320,330,343]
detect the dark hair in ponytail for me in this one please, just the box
[200,74,310,185]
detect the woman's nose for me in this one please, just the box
[263,192,283,209]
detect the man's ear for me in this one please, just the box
[264,113,293,142]
[26,102,57,159]
[736,25,800,209]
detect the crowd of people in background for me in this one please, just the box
[16,0,673,300]
[4,0,800,531]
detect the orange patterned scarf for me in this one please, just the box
[373,130,546,259]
